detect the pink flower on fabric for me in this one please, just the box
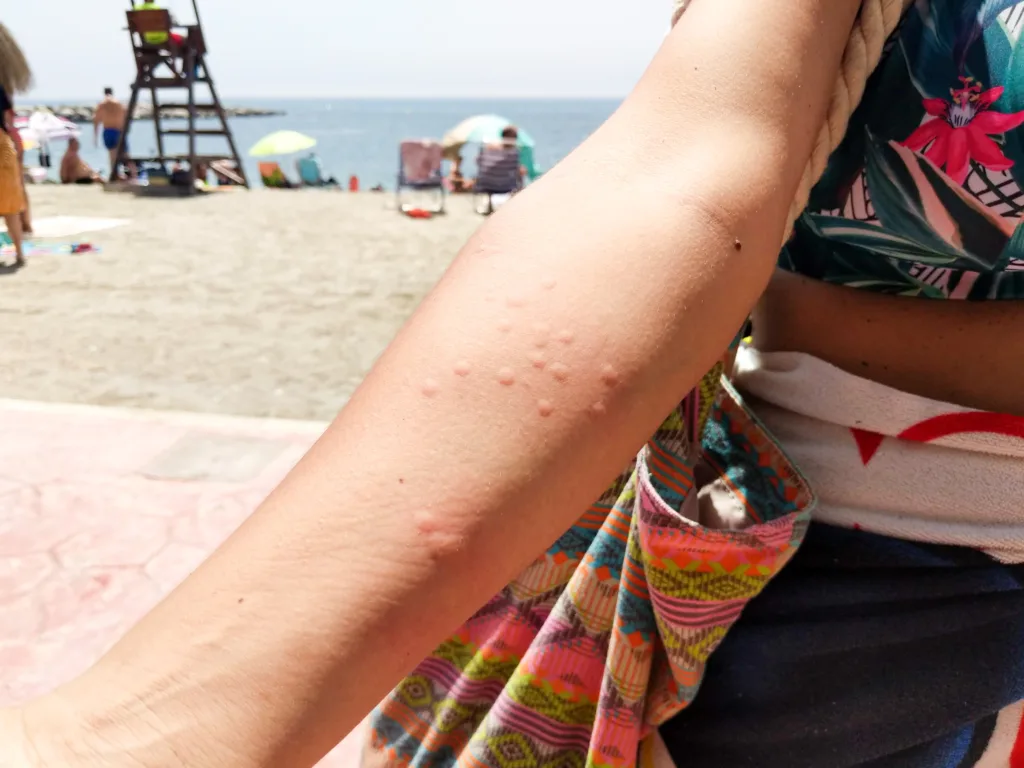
[902,77,1024,184]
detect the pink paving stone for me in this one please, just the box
[35,566,164,635]
[144,541,212,592]
[0,397,326,719]
[54,515,170,570]
[0,490,77,558]
[0,591,43,643]
[0,477,27,497]
[0,552,56,597]
[40,477,208,520]
[170,490,267,551]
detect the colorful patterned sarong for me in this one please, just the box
[363,355,817,767]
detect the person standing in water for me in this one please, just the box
[93,87,127,178]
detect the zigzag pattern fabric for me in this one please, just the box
[363,368,815,768]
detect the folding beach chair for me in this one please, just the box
[258,161,295,189]
[296,155,338,187]
[210,159,245,186]
[475,143,524,215]
[396,140,446,214]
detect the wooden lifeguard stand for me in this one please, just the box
[112,1,249,188]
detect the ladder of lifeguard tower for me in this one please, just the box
[113,3,249,188]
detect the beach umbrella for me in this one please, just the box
[25,110,81,142]
[248,130,317,157]
[441,114,535,159]
[442,114,540,180]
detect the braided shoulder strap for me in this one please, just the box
[671,0,911,234]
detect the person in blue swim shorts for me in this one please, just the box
[93,87,127,178]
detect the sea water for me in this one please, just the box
[26,98,619,188]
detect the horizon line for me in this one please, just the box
[22,93,627,103]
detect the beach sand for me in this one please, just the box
[3,185,482,420]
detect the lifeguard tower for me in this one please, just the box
[112,1,249,189]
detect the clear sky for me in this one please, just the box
[7,0,668,101]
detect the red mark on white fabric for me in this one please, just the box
[850,428,886,465]
[850,412,1024,466]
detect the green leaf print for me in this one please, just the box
[805,215,961,264]
[996,17,1024,188]
[790,214,948,298]
[997,217,1024,263]
[809,50,926,211]
[901,0,1011,99]
[864,133,1012,269]
[863,133,969,257]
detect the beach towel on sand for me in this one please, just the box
[0,238,99,257]
[0,216,127,239]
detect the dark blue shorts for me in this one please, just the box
[658,524,1024,766]
[102,128,124,151]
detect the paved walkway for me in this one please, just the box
[0,398,363,765]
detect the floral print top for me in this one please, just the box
[782,0,1024,299]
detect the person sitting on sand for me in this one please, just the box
[447,158,474,194]
[59,138,102,185]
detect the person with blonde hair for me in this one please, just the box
[0,22,32,266]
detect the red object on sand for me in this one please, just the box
[349,175,359,192]
[405,208,432,219]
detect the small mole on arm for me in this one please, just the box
[497,368,516,386]
[600,364,620,388]
[421,378,440,397]
[537,399,554,418]
[453,360,472,377]
[556,330,574,345]
[399,477,405,484]
[550,362,570,382]
[733,239,742,251]
[238,598,245,604]
[527,351,546,369]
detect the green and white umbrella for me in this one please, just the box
[248,130,317,157]
[441,114,538,178]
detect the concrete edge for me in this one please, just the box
[0,398,329,436]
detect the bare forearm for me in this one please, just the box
[53,174,762,768]
[45,0,859,765]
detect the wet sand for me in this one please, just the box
[3,185,482,420]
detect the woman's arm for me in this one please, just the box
[29,0,860,765]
